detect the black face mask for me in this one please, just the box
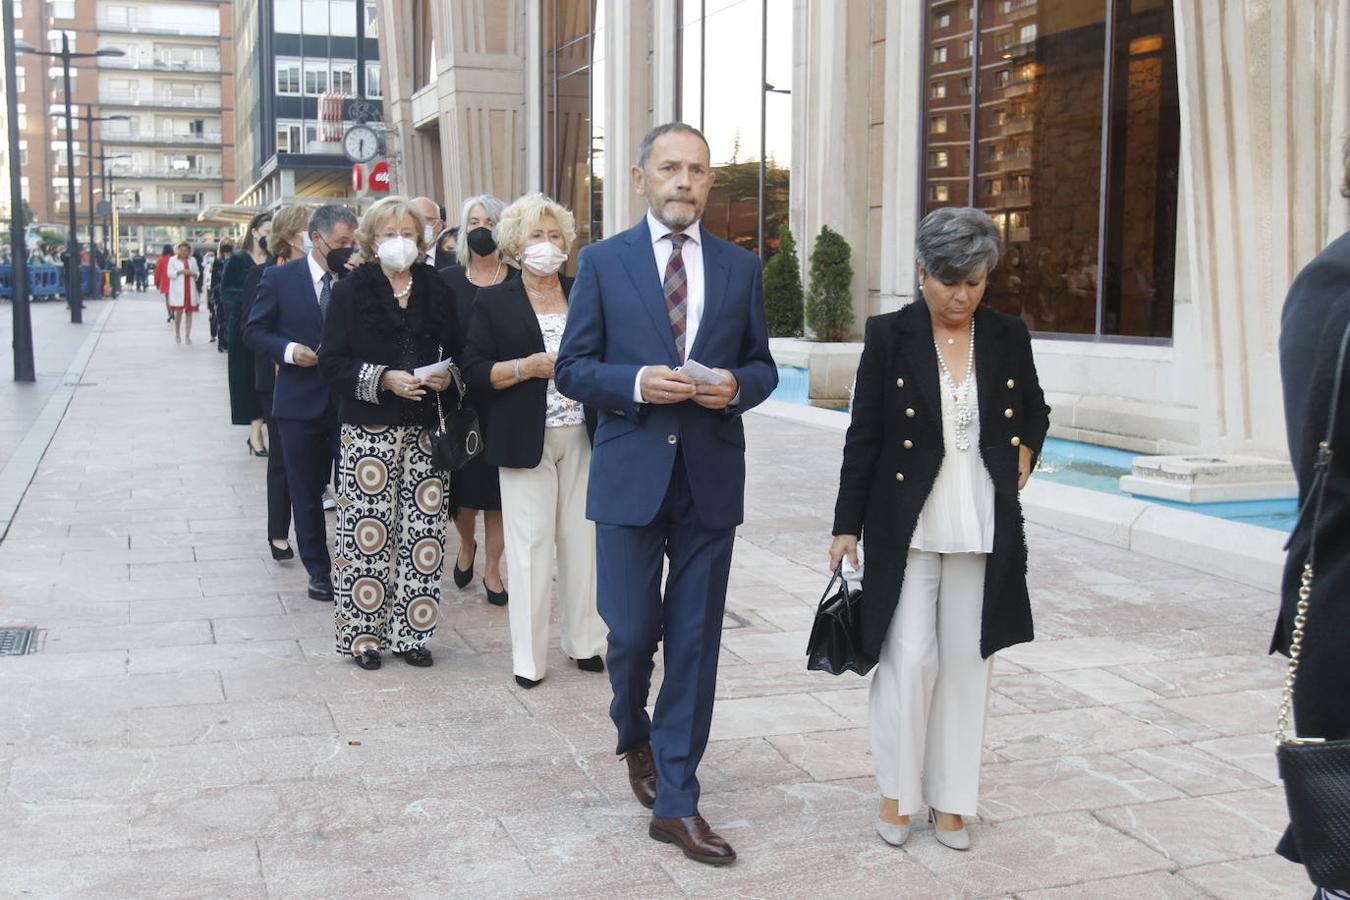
[258,236,268,253]
[466,226,496,258]
[326,246,355,275]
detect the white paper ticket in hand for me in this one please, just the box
[678,359,726,385]
[412,357,453,382]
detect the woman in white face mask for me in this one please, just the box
[318,196,463,671]
[459,192,608,689]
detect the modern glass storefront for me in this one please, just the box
[542,0,605,246]
[678,0,793,261]
[921,0,1180,340]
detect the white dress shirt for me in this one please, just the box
[633,210,706,403]
[283,252,333,364]
[908,372,996,554]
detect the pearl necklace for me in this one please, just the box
[933,318,976,451]
[391,276,412,300]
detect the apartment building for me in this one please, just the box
[0,0,235,253]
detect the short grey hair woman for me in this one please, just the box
[828,206,1050,851]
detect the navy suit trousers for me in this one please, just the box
[276,409,339,580]
[597,451,735,819]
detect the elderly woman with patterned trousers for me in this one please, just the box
[320,196,462,670]
[830,207,1050,851]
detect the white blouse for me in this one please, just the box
[537,313,586,429]
[909,369,996,554]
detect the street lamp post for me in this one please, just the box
[4,3,33,381]
[55,111,130,257]
[14,37,124,323]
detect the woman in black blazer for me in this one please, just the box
[460,192,607,690]
[828,207,1050,852]
[319,197,461,671]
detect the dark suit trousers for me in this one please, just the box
[258,392,291,543]
[276,409,339,579]
[597,451,736,819]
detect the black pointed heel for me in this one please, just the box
[269,541,294,561]
[452,540,477,589]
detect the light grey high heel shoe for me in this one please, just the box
[875,815,911,847]
[929,809,971,851]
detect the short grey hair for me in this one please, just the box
[637,122,710,170]
[459,194,507,234]
[308,204,358,239]
[915,207,1003,282]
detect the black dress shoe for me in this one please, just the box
[575,656,605,673]
[400,647,433,667]
[514,674,542,689]
[307,575,333,602]
[452,540,476,588]
[649,814,736,866]
[269,541,294,561]
[354,648,381,670]
[485,584,508,607]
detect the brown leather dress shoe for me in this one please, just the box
[623,744,657,809]
[648,814,737,866]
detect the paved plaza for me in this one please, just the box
[0,291,1312,897]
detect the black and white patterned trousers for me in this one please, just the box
[333,424,447,656]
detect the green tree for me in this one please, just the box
[762,223,804,336]
[805,224,854,342]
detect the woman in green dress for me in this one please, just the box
[222,212,272,455]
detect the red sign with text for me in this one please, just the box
[370,161,391,192]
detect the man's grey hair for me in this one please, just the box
[915,207,1003,282]
[459,194,507,233]
[308,204,358,238]
[637,122,711,170]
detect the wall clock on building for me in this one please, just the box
[343,125,380,163]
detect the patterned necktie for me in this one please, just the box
[319,272,332,319]
[663,233,690,362]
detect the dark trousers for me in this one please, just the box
[597,452,736,819]
[259,393,291,543]
[276,410,339,580]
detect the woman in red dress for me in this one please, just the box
[165,241,200,344]
[153,244,173,321]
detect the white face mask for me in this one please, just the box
[423,225,435,245]
[377,236,419,272]
[520,241,568,276]
[301,232,313,254]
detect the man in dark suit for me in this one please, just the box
[556,122,777,866]
[244,204,358,601]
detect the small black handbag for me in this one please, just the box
[1276,319,1350,890]
[428,362,483,473]
[806,566,876,677]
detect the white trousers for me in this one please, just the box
[497,424,608,680]
[869,549,993,816]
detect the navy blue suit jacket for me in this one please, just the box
[243,256,333,421]
[555,217,777,529]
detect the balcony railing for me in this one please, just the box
[101,133,225,146]
[994,151,1032,171]
[98,56,223,75]
[115,205,208,216]
[1001,115,1034,135]
[107,167,224,181]
[98,91,224,109]
[96,20,220,37]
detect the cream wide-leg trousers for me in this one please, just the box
[497,424,608,681]
[869,549,993,816]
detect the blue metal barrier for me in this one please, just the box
[0,265,112,299]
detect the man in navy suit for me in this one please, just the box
[556,123,777,866]
[244,204,358,602]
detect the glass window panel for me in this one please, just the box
[543,0,595,256]
[1101,0,1179,338]
[920,1,974,217]
[974,0,1107,334]
[365,63,381,98]
[331,0,357,36]
[301,0,329,34]
[679,0,704,127]
[763,0,792,259]
[700,0,764,254]
[274,0,301,31]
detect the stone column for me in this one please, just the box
[793,0,874,337]
[878,0,925,313]
[651,0,680,124]
[603,0,654,236]
[1174,0,1349,458]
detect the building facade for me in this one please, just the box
[378,0,1349,462]
[0,0,236,253]
[233,0,382,209]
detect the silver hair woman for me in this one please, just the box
[442,193,514,606]
[829,206,1050,851]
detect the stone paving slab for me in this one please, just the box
[0,293,1317,897]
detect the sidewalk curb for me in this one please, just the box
[749,399,1286,593]
[0,299,118,542]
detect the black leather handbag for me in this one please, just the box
[806,566,876,677]
[428,362,483,473]
[1276,319,1350,890]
